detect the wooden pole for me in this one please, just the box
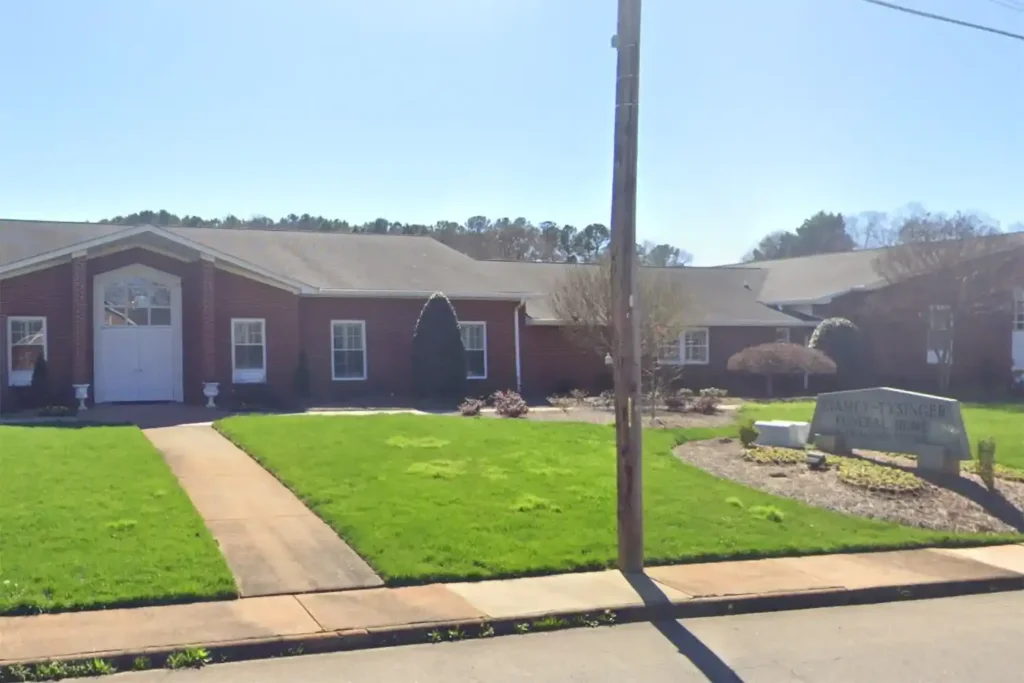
[609,0,643,574]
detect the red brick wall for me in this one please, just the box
[518,323,813,398]
[298,297,520,403]
[519,325,610,398]
[829,282,1020,395]
[0,263,74,409]
[215,269,301,405]
[682,326,786,395]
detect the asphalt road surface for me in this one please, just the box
[99,592,1022,682]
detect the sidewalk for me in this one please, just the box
[144,425,382,596]
[3,544,1024,666]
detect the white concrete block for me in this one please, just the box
[754,420,810,449]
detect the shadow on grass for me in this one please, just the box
[624,573,747,682]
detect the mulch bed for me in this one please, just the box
[502,407,735,429]
[674,439,1024,534]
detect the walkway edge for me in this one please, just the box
[4,573,1022,671]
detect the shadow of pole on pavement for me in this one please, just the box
[624,572,747,683]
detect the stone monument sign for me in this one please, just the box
[809,387,970,474]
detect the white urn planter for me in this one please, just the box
[203,382,220,409]
[73,384,90,411]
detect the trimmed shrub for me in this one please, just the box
[292,350,311,400]
[808,317,870,390]
[738,420,759,448]
[691,387,727,414]
[31,355,51,409]
[977,437,997,491]
[458,398,485,416]
[493,390,529,418]
[411,293,467,401]
[727,343,836,396]
[548,395,575,413]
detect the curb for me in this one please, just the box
[5,573,1023,674]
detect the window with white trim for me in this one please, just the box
[101,277,172,327]
[775,327,791,344]
[231,319,266,383]
[1015,290,1024,331]
[332,321,367,380]
[460,322,488,379]
[7,316,47,387]
[683,328,709,365]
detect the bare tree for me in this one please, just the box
[846,211,899,249]
[872,212,1016,393]
[549,258,689,415]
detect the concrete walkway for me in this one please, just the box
[3,545,1024,665]
[144,425,382,597]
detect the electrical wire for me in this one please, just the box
[857,0,1024,41]
[986,0,1024,13]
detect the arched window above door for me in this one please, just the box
[102,277,172,327]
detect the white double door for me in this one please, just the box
[94,265,184,403]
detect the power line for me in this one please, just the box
[987,0,1024,13]
[858,0,1024,42]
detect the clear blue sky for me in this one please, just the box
[2,0,1023,265]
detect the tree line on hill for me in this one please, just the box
[744,205,1024,262]
[99,210,692,267]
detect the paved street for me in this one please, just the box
[100,591,1021,682]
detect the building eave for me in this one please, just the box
[0,224,310,293]
[306,289,533,301]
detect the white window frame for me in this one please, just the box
[775,327,791,344]
[331,320,368,381]
[460,321,488,379]
[231,318,267,384]
[682,328,710,365]
[1015,290,1024,332]
[6,316,47,387]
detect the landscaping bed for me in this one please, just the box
[740,401,1024,469]
[0,426,236,615]
[675,439,1024,535]
[216,414,1009,585]
[483,406,736,429]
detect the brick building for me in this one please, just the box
[1,219,1022,410]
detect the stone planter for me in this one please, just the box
[72,384,90,411]
[203,382,220,409]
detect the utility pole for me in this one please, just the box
[609,0,643,574]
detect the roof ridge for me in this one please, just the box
[0,218,437,241]
[170,225,435,239]
[0,217,115,227]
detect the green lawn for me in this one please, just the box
[216,414,1015,584]
[740,401,1024,469]
[0,426,236,615]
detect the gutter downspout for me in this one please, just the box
[514,300,524,394]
